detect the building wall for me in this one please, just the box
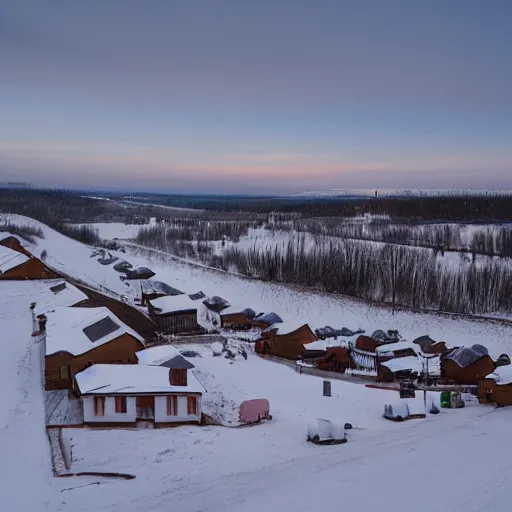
[0,258,59,280]
[149,308,203,335]
[45,334,144,390]
[82,394,202,424]
[83,396,137,423]
[441,355,495,384]
[258,325,317,360]
[478,380,512,406]
[221,313,253,330]
[154,394,202,423]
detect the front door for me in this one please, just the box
[136,396,155,419]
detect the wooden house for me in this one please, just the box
[45,306,145,390]
[441,346,495,384]
[0,233,33,257]
[317,347,351,373]
[378,355,423,383]
[255,321,317,360]
[355,335,378,353]
[0,244,58,280]
[140,280,183,306]
[478,366,512,406]
[252,312,283,330]
[74,363,202,426]
[221,307,257,330]
[148,295,205,335]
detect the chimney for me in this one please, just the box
[37,314,47,334]
[30,302,38,336]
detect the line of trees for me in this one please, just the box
[273,218,512,258]
[216,240,512,315]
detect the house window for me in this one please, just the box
[94,396,105,416]
[59,365,69,382]
[187,396,197,415]
[170,369,188,386]
[167,395,178,416]
[115,396,127,413]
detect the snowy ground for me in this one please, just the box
[2,218,512,511]
[3,214,512,359]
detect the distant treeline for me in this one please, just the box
[108,191,512,222]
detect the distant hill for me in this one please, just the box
[293,188,512,198]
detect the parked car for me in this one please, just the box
[307,419,347,445]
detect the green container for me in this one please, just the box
[440,391,451,408]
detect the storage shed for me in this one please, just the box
[148,295,205,335]
[255,320,317,360]
[478,366,512,406]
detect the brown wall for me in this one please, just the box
[478,379,512,406]
[441,355,495,384]
[45,333,144,390]
[355,335,378,353]
[256,325,317,360]
[148,305,203,335]
[221,313,253,330]
[0,257,59,280]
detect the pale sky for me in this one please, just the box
[1,0,511,194]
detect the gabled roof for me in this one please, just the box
[149,294,199,314]
[140,280,183,296]
[0,232,30,247]
[34,280,88,316]
[376,341,419,355]
[75,364,203,395]
[0,245,29,273]
[254,312,283,325]
[381,356,423,373]
[264,319,310,335]
[45,306,144,356]
[484,365,512,385]
[136,344,195,369]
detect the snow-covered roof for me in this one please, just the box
[149,294,199,314]
[303,338,350,352]
[45,306,144,356]
[381,356,423,374]
[445,345,489,368]
[484,365,512,385]
[0,245,29,273]
[140,280,183,296]
[136,344,194,369]
[34,280,88,316]
[75,363,203,395]
[265,319,310,335]
[0,232,30,246]
[376,342,419,355]
[254,312,283,325]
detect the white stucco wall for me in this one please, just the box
[154,394,202,423]
[83,396,137,423]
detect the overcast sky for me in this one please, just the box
[1,0,511,194]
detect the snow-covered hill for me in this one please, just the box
[294,188,512,198]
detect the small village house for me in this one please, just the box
[148,295,205,335]
[0,243,58,280]
[441,345,495,384]
[45,306,145,390]
[317,347,351,373]
[74,363,203,425]
[378,355,423,383]
[256,320,317,360]
[221,307,257,330]
[140,280,183,306]
[478,365,512,406]
[252,312,283,330]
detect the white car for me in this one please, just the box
[307,419,347,445]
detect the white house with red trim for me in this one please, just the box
[75,363,203,425]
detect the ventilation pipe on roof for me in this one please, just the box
[36,314,47,335]
[30,302,38,336]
